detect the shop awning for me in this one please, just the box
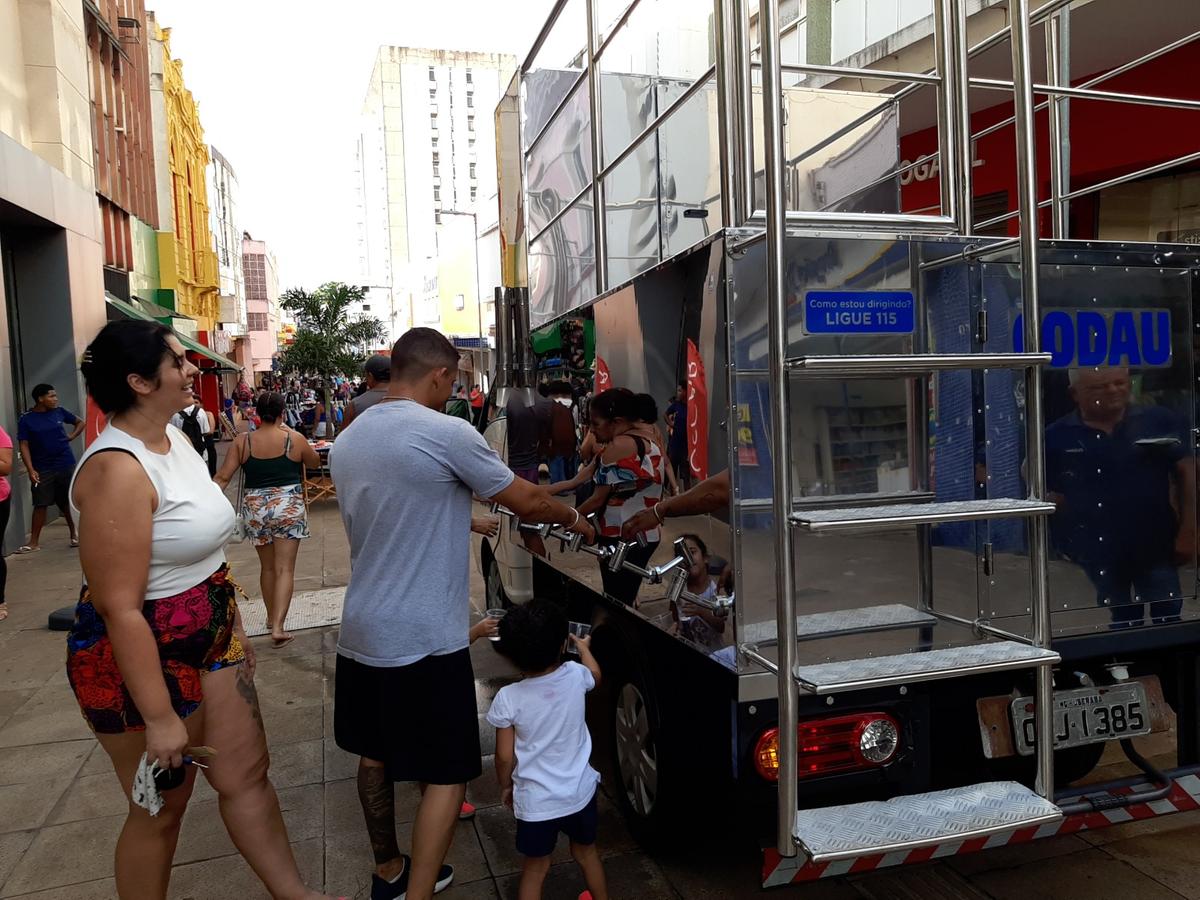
[175,331,242,372]
[104,292,155,323]
[103,293,242,372]
[131,295,193,321]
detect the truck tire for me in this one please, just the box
[608,667,676,845]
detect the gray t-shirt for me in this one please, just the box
[349,385,388,418]
[330,399,515,666]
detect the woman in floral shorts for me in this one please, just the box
[216,392,321,647]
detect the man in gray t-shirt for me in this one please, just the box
[330,328,593,900]
[341,353,391,430]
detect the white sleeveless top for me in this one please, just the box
[70,422,236,599]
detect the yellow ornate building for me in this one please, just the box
[148,16,219,332]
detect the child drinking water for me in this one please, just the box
[486,600,609,900]
[674,533,727,652]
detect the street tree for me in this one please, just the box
[278,282,385,436]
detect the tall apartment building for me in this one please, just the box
[83,0,159,303]
[208,144,248,368]
[242,233,280,376]
[355,47,513,342]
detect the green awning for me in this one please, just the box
[103,293,242,372]
[105,292,155,323]
[174,331,241,372]
[131,295,193,321]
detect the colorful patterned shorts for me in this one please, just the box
[243,485,309,546]
[66,566,245,734]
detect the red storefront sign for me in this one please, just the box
[897,42,1200,234]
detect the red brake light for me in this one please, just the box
[752,712,901,782]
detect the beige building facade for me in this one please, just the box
[0,0,108,551]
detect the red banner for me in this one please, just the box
[594,356,611,394]
[686,339,709,480]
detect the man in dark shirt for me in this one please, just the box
[16,383,83,551]
[1046,367,1195,627]
[665,383,689,491]
[505,388,554,555]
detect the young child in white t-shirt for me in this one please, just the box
[486,599,608,900]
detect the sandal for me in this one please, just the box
[271,634,295,649]
[0,606,8,621]
[16,546,39,554]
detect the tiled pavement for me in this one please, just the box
[3,498,1200,897]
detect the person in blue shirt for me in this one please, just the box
[664,382,690,491]
[1046,367,1195,628]
[16,383,83,552]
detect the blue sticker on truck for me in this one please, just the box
[1012,309,1172,368]
[803,291,915,334]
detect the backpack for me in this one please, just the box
[180,407,206,454]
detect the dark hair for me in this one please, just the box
[497,599,568,673]
[633,393,658,424]
[81,320,174,414]
[590,388,639,423]
[256,391,286,423]
[391,327,459,382]
[547,380,573,398]
[31,383,54,402]
[679,532,709,559]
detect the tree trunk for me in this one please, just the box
[323,386,336,438]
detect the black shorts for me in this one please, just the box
[516,791,599,858]
[32,468,73,509]
[334,649,482,784]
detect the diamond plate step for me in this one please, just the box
[793,640,1060,694]
[741,604,936,645]
[785,352,1051,377]
[790,497,1055,532]
[793,781,1063,862]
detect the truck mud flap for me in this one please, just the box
[762,773,1200,887]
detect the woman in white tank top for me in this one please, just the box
[66,321,336,900]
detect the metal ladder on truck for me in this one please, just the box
[750,0,1065,866]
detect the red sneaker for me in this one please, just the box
[458,801,476,820]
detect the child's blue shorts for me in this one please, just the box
[515,790,599,858]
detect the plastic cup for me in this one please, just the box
[486,608,506,641]
[567,621,592,653]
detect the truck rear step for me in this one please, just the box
[790,497,1055,532]
[793,781,1063,863]
[743,603,936,645]
[793,641,1059,694]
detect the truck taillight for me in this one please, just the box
[752,712,900,782]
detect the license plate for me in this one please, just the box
[1010,682,1151,756]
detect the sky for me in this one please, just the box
[149,0,556,291]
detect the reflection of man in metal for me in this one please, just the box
[1046,367,1195,627]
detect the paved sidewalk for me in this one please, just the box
[3,496,1200,897]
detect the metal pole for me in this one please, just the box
[758,0,799,858]
[1009,0,1055,801]
[732,0,754,220]
[585,0,607,296]
[1045,9,1070,238]
[715,0,744,226]
[951,0,973,233]
[932,0,958,226]
[493,285,510,388]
